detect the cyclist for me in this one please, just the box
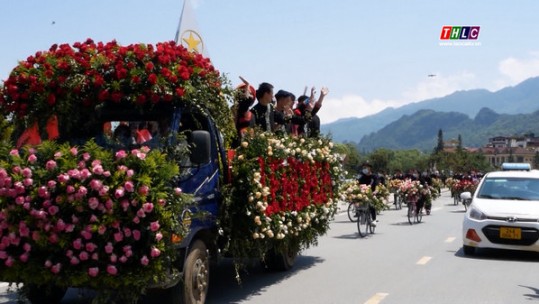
[358,162,379,226]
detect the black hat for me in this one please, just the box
[362,161,372,168]
[275,90,291,100]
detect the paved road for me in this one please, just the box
[2,190,539,303]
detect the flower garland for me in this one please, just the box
[0,39,235,145]
[220,133,343,267]
[0,141,189,300]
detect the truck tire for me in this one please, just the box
[25,284,67,304]
[183,240,209,304]
[266,247,297,271]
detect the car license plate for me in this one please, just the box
[499,227,521,240]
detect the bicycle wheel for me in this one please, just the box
[397,196,402,210]
[347,202,357,222]
[357,210,368,237]
[407,203,414,225]
[415,207,423,223]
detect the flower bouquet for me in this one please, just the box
[388,178,403,193]
[399,179,422,203]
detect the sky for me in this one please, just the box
[2,0,539,124]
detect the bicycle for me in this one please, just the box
[356,203,375,237]
[407,199,423,225]
[347,201,357,222]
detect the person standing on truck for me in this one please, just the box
[233,79,256,141]
[306,86,329,138]
[250,82,275,132]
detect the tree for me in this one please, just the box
[434,129,444,153]
[457,134,463,150]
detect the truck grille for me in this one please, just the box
[482,225,539,246]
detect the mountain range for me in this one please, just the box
[322,76,539,150]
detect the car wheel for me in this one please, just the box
[463,245,475,255]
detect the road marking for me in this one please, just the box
[416,256,432,265]
[445,237,456,243]
[364,292,389,304]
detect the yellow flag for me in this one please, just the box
[174,0,208,57]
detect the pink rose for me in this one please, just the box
[73,238,82,250]
[132,230,141,241]
[115,188,125,199]
[55,219,66,232]
[124,181,135,192]
[0,251,7,259]
[115,151,127,159]
[66,250,73,258]
[70,257,80,265]
[44,260,52,268]
[105,199,113,210]
[138,185,149,196]
[114,232,124,242]
[54,151,62,159]
[150,247,161,258]
[150,221,160,232]
[92,164,104,175]
[132,216,140,224]
[48,205,59,216]
[82,152,91,161]
[119,255,128,263]
[51,263,62,274]
[174,187,182,196]
[107,265,118,275]
[80,168,91,180]
[142,202,154,213]
[23,178,33,186]
[79,251,89,261]
[123,228,132,238]
[155,232,163,242]
[66,185,75,193]
[9,149,19,157]
[27,154,37,164]
[5,257,14,267]
[88,197,99,210]
[47,180,57,189]
[103,241,114,254]
[92,253,99,260]
[85,242,97,252]
[48,233,59,244]
[22,167,32,178]
[103,171,111,177]
[110,254,118,263]
[19,253,29,263]
[98,225,107,235]
[137,208,146,218]
[140,255,149,266]
[23,243,31,252]
[38,186,49,198]
[70,147,78,156]
[89,179,102,190]
[88,267,99,277]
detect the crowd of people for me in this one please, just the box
[232,78,328,144]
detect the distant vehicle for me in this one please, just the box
[462,169,539,255]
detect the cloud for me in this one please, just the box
[496,52,539,88]
[319,72,479,124]
[317,95,402,124]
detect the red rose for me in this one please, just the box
[145,62,154,72]
[175,88,185,97]
[136,95,147,105]
[148,74,157,85]
[47,94,56,106]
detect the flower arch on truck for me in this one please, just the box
[0,39,235,146]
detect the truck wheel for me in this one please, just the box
[25,284,67,304]
[266,247,297,271]
[183,240,209,304]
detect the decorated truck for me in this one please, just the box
[0,39,342,303]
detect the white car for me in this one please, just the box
[462,169,539,255]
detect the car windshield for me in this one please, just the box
[476,177,539,200]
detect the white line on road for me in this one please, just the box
[416,256,432,265]
[364,292,389,304]
[445,237,456,243]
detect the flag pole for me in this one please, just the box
[174,0,187,44]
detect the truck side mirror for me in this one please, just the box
[189,130,211,165]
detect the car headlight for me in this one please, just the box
[469,207,487,220]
